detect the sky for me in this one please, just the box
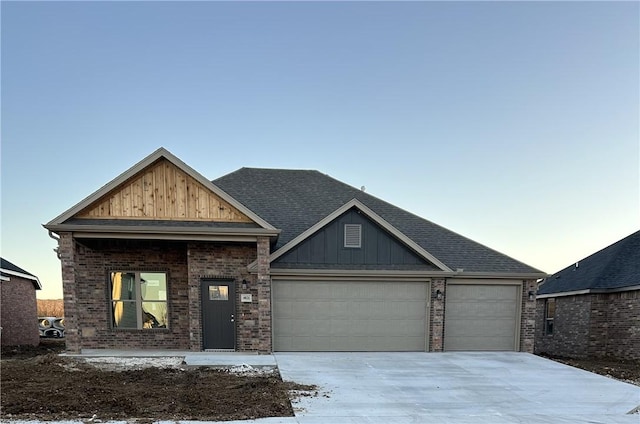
[1,1,638,300]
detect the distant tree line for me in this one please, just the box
[37,299,64,317]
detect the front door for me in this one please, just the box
[201,280,236,350]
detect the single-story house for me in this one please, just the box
[1,257,42,346]
[535,230,640,360]
[45,148,545,353]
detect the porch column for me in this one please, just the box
[58,232,80,353]
[256,236,271,353]
[430,278,446,352]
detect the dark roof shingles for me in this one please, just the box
[538,230,640,294]
[0,257,38,279]
[214,168,542,274]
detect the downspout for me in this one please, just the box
[48,230,62,260]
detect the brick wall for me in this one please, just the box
[535,294,592,358]
[589,290,640,360]
[186,242,258,351]
[429,278,445,352]
[519,279,537,353]
[73,239,190,350]
[535,291,640,360]
[0,276,40,346]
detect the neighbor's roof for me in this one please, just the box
[0,257,42,290]
[538,230,640,295]
[214,167,544,275]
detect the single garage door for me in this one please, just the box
[273,280,429,351]
[444,283,520,351]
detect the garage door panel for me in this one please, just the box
[444,283,520,351]
[273,281,428,351]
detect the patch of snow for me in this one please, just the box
[80,356,184,371]
[228,363,275,376]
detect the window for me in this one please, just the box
[544,298,555,335]
[344,224,362,248]
[110,271,168,329]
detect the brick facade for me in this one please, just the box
[535,290,640,360]
[519,279,537,353]
[56,237,268,353]
[0,275,39,346]
[429,278,445,352]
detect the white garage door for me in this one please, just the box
[272,280,429,351]
[444,283,520,351]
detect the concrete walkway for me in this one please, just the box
[274,352,640,424]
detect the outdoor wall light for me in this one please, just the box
[436,289,443,300]
[528,291,535,301]
[241,279,248,290]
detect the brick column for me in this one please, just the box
[520,279,537,353]
[58,232,80,353]
[187,243,202,351]
[256,237,271,353]
[430,278,446,352]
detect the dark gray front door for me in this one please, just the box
[201,280,235,350]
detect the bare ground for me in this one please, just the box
[538,354,640,387]
[1,340,316,422]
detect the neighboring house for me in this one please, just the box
[1,258,42,346]
[45,148,545,353]
[536,230,640,360]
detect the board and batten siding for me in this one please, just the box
[274,209,438,269]
[77,159,252,222]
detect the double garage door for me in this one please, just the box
[272,280,521,352]
[273,280,429,351]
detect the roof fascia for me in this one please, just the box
[266,268,454,279]
[247,198,452,272]
[45,148,277,231]
[451,271,548,280]
[537,284,640,299]
[44,223,279,237]
[0,268,42,290]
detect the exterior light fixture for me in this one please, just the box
[528,291,535,301]
[241,279,248,290]
[436,289,443,300]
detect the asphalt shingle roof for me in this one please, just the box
[0,257,37,278]
[538,230,640,294]
[213,168,543,274]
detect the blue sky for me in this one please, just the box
[2,1,638,299]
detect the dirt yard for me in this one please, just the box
[544,355,640,387]
[1,340,316,422]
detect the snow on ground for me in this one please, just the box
[227,363,276,376]
[80,356,185,370]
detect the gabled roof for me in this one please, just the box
[45,148,279,240]
[538,230,640,296]
[0,257,42,290]
[250,198,452,272]
[214,168,544,276]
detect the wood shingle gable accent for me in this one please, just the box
[45,148,277,231]
[77,158,252,222]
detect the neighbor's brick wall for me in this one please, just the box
[535,295,592,358]
[429,278,445,352]
[73,239,190,350]
[0,276,39,346]
[519,279,537,353]
[187,242,257,351]
[589,290,640,360]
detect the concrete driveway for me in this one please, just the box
[274,352,640,424]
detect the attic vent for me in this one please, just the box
[344,224,362,248]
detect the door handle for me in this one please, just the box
[230,314,235,322]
